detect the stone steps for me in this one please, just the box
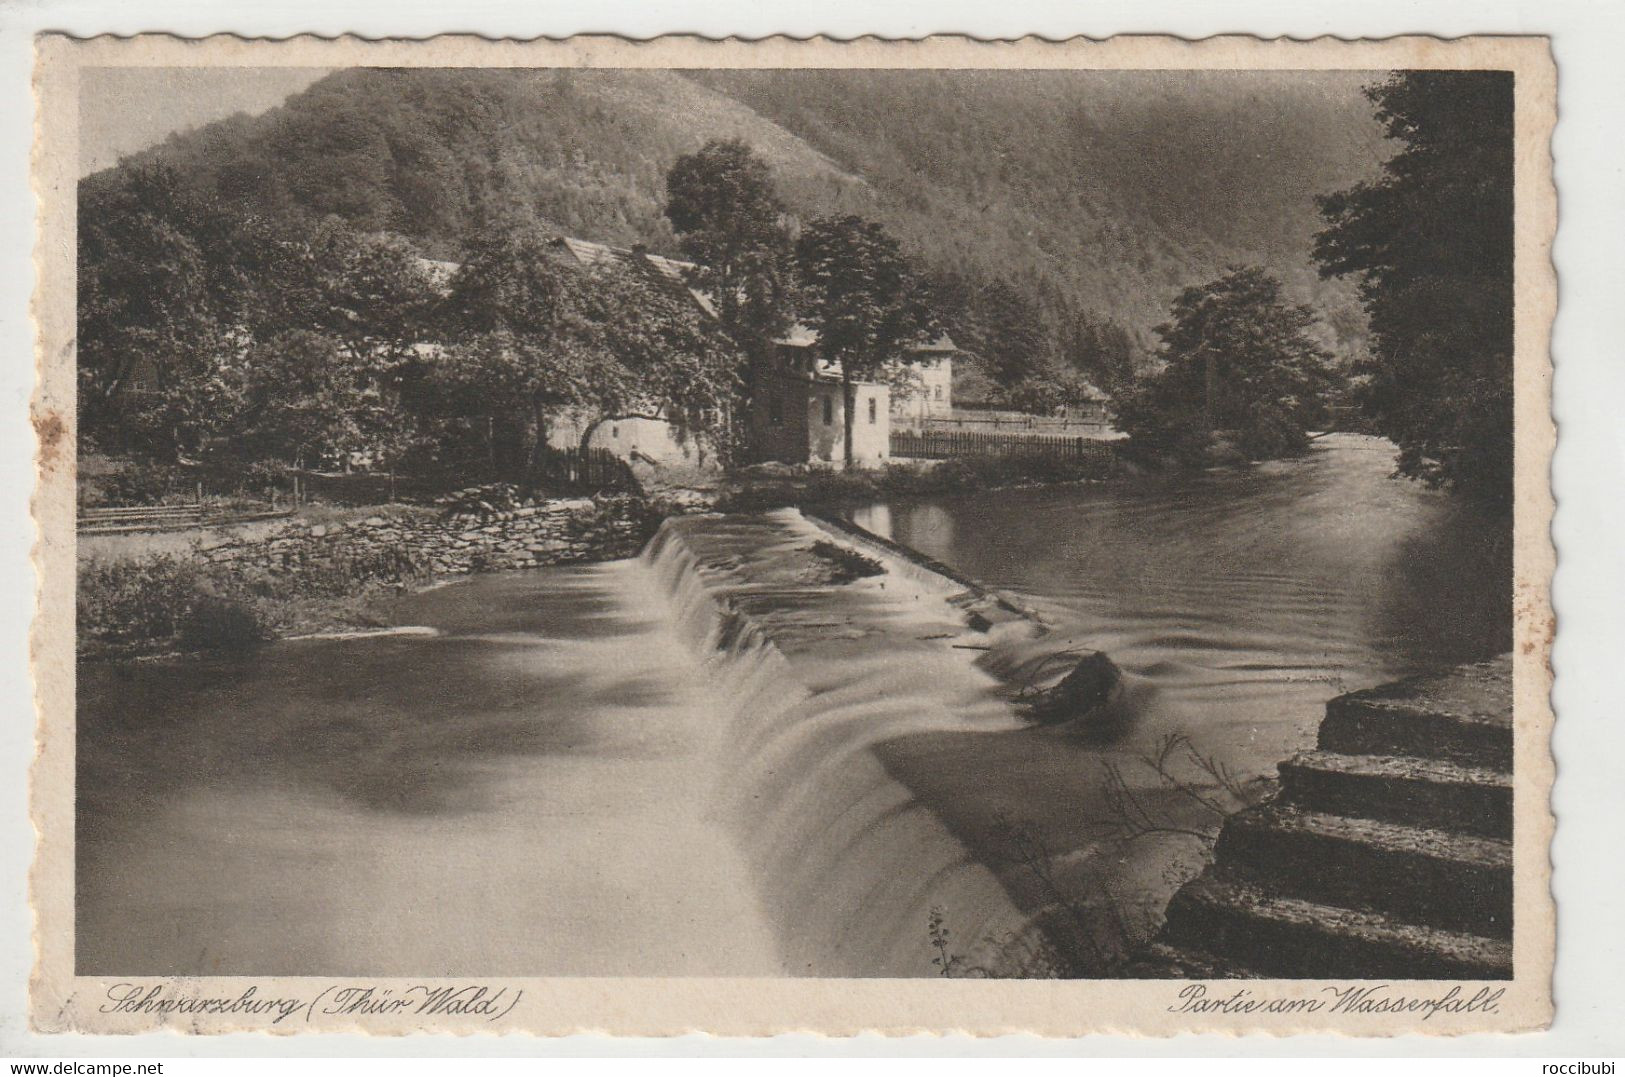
[1216,805,1511,938]
[1318,658,1512,771]
[1160,873,1513,980]
[1279,749,1511,838]
[1135,656,1514,980]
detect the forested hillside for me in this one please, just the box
[95,66,1388,386]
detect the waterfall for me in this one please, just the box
[635,517,1037,977]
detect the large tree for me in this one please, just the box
[1314,70,1514,512]
[794,215,935,465]
[1113,266,1336,460]
[435,227,610,480]
[663,140,795,376]
[569,262,742,462]
[77,164,241,457]
[78,163,435,470]
[434,226,739,482]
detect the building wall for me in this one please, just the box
[850,382,891,464]
[891,356,954,429]
[749,371,814,465]
[751,371,890,466]
[547,411,713,467]
[806,381,890,465]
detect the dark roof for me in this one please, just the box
[432,234,959,361]
[549,236,717,317]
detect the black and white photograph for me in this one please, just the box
[25,32,1559,1037]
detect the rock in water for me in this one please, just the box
[1025,651,1122,724]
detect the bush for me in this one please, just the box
[78,536,428,656]
[78,457,191,508]
[77,555,202,645]
[715,451,1117,512]
[177,593,268,653]
[78,554,270,654]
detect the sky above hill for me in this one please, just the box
[78,67,328,175]
[79,65,1383,178]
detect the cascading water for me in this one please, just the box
[636,515,1037,976]
[80,439,1488,979]
[76,513,1044,978]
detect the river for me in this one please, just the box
[852,433,1510,774]
[76,434,1508,978]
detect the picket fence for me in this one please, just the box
[536,445,641,494]
[890,429,1118,461]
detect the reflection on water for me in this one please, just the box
[851,434,1511,771]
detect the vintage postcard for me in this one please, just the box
[30,33,1556,1037]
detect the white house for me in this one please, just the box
[422,235,957,469]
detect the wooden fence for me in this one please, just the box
[890,430,1119,461]
[916,411,1115,436]
[76,503,294,534]
[536,445,641,495]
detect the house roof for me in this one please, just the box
[426,234,959,360]
[549,236,718,317]
[776,325,957,355]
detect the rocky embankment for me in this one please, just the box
[1134,656,1515,979]
[200,493,658,577]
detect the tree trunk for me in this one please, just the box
[842,370,856,469]
[518,398,545,494]
[1203,351,1218,433]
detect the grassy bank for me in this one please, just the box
[77,493,670,661]
[77,541,429,660]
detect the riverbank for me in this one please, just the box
[712,448,1121,513]
[74,446,1127,661]
[76,493,662,660]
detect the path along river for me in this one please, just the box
[76,434,1508,977]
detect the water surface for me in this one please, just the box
[77,564,784,976]
[77,434,1507,977]
[852,433,1510,772]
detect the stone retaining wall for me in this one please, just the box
[200,495,657,579]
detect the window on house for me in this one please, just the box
[934,385,944,401]
[822,395,834,426]
[611,424,620,439]
[769,394,783,424]
[868,396,877,424]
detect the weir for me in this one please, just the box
[636,508,1045,976]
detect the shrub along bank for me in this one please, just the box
[78,494,661,659]
[714,450,1120,513]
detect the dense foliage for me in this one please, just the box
[1314,71,1515,512]
[795,215,936,461]
[1113,267,1336,460]
[105,68,1385,408]
[664,139,796,367]
[79,164,439,468]
[79,164,740,486]
[78,541,431,657]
